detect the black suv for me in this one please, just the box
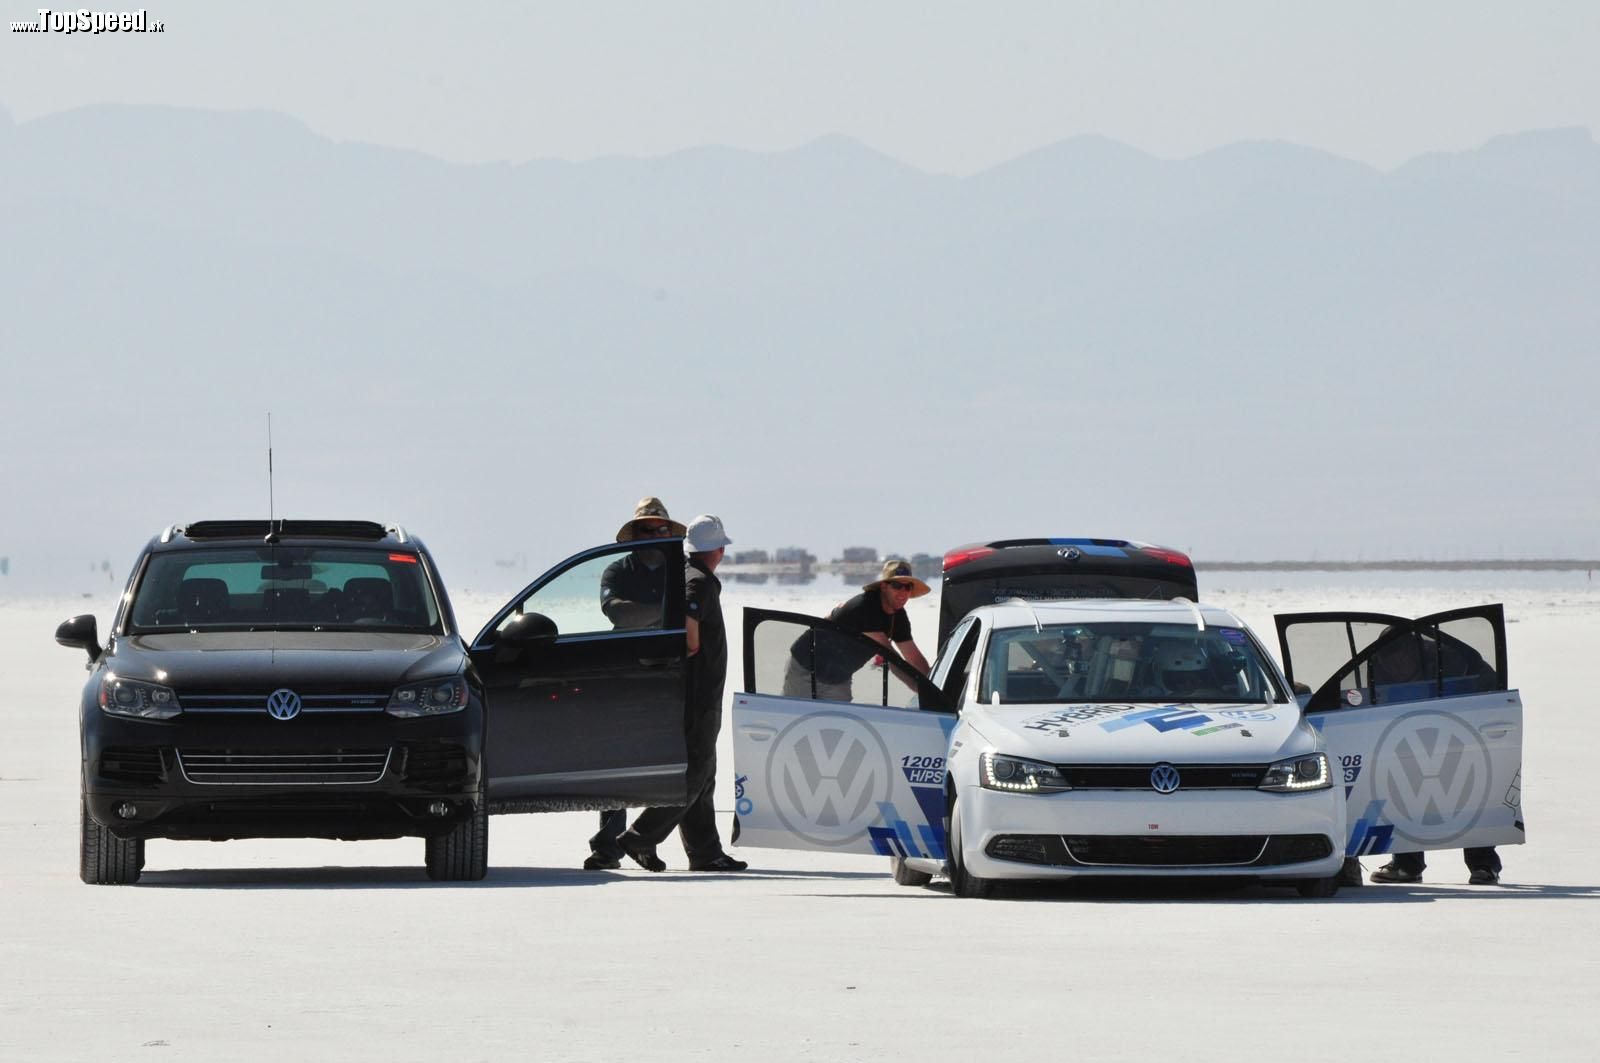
[59,521,697,884]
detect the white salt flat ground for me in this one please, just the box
[3,574,1598,1062]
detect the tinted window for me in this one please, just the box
[127,546,442,632]
[978,621,1287,705]
[498,543,678,639]
[748,614,924,709]
[1314,618,1503,711]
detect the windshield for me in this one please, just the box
[126,546,443,634]
[979,621,1287,705]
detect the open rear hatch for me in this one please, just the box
[937,538,1198,650]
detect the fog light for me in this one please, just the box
[115,802,138,819]
[427,801,450,817]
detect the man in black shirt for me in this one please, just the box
[617,514,748,873]
[783,559,933,701]
[582,497,685,871]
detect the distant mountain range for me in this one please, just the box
[1,103,1596,590]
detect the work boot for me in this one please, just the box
[618,831,666,872]
[1370,860,1423,884]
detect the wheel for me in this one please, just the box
[946,795,994,899]
[1294,874,1341,898]
[80,795,143,885]
[891,855,933,887]
[425,795,488,881]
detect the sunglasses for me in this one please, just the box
[887,580,917,592]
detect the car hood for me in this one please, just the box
[109,631,462,691]
[965,702,1312,762]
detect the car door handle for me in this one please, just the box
[739,726,777,742]
[1480,723,1518,739]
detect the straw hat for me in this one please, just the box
[615,496,687,541]
[863,558,930,598]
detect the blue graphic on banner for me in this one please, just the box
[868,801,928,858]
[734,774,752,816]
[1345,799,1396,856]
[1099,706,1213,733]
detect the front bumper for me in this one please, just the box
[960,785,1344,881]
[82,706,483,841]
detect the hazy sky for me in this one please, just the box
[4,0,1598,173]
[3,2,1598,595]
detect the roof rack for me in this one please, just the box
[182,520,390,541]
[1172,596,1206,631]
[1000,597,1044,633]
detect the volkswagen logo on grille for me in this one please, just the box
[1150,762,1181,794]
[266,688,302,721]
[1057,546,1083,561]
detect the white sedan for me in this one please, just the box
[732,597,1524,898]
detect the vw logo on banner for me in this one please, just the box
[266,688,302,721]
[1150,762,1181,794]
[767,711,893,847]
[1372,710,1492,846]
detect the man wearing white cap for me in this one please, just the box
[618,514,748,872]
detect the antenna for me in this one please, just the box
[266,413,278,543]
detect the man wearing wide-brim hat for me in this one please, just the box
[583,497,688,871]
[782,559,933,702]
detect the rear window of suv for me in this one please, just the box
[126,546,442,633]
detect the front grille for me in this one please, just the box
[1057,764,1266,789]
[99,746,165,784]
[1065,834,1267,866]
[986,833,1335,868]
[180,693,389,715]
[177,749,391,785]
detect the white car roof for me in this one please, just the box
[974,597,1245,631]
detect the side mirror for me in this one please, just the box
[497,612,559,647]
[55,614,101,661]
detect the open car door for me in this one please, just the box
[1275,605,1524,857]
[732,607,957,860]
[470,540,689,813]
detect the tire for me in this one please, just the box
[425,794,488,881]
[891,855,933,887]
[80,795,143,885]
[1294,874,1341,898]
[946,795,994,899]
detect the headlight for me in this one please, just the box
[99,676,182,720]
[1258,752,1331,792]
[386,677,467,717]
[979,752,1071,794]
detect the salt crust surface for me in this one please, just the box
[4,574,1597,1061]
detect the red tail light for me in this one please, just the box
[388,553,419,564]
[943,545,995,572]
[1140,546,1192,568]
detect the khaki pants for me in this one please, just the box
[782,656,853,703]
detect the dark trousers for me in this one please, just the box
[627,704,725,862]
[1389,847,1501,874]
[589,809,627,860]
